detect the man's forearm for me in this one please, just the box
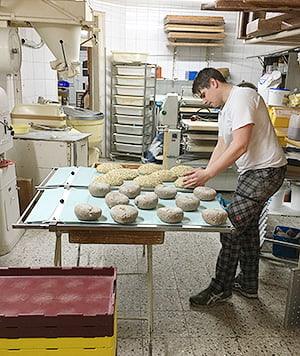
[207,140,225,169]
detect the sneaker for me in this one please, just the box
[233,278,258,299]
[189,287,232,308]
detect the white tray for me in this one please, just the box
[114,105,145,116]
[115,85,147,96]
[116,76,155,87]
[115,142,143,153]
[114,133,143,144]
[115,95,146,106]
[114,124,144,135]
[112,52,148,63]
[116,65,152,76]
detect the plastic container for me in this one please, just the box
[114,133,143,144]
[12,123,30,134]
[115,114,146,125]
[116,65,152,76]
[114,104,145,116]
[185,71,198,80]
[114,124,145,135]
[288,113,300,141]
[112,51,148,63]
[115,95,146,106]
[268,88,290,106]
[116,75,154,86]
[115,142,143,153]
[115,85,147,96]
[291,182,300,211]
[272,226,300,260]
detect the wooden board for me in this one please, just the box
[17,178,34,214]
[168,42,224,47]
[164,24,225,33]
[168,32,225,40]
[164,15,225,26]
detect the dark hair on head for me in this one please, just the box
[192,67,226,94]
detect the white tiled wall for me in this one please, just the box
[19,28,58,104]
[93,0,284,85]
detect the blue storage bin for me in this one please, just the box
[272,225,300,260]
[185,71,198,80]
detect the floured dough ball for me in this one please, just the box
[193,186,217,201]
[138,163,162,175]
[202,208,228,226]
[105,191,129,208]
[88,181,110,197]
[174,177,186,188]
[74,203,102,221]
[111,204,138,224]
[170,165,194,177]
[151,169,176,182]
[154,184,177,199]
[113,168,139,180]
[94,173,124,186]
[134,192,158,210]
[175,194,200,212]
[133,174,162,188]
[119,181,141,198]
[96,162,122,173]
[157,207,184,224]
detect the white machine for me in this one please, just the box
[159,93,181,169]
[0,87,23,255]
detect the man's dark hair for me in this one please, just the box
[192,68,226,94]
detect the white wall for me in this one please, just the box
[19,28,58,104]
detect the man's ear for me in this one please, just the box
[210,78,218,89]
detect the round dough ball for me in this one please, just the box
[74,203,102,221]
[133,174,161,188]
[151,170,176,182]
[119,181,141,199]
[174,177,185,188]
[138,163,162,175]
[88,181,110,197]
[157,207,184,224]
[202,208,228,226]
[193,186,217,201]
[134,192,158,210]
[154,184,177,199]
[96,162,122,173]
[95,173,124,186]
[110,204,138,224]
[105,191,129,208]
[175,194,200,212]
[170,165,194,177]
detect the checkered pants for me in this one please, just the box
[210,165,287,294]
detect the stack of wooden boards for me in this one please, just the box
[164,15,225,47]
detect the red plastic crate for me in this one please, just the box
[0,267,116,338]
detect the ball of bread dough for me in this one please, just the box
[138,163,162,175]
[174,177,185,188]
[151,170,177,182]
[88,181,110,197]
[157,207,184,224]
[170,165,194,177]
[134,192,158,210]
[154,184,177,199]
[74,203,102,221]
[119,181,141,198]
[96,162,122,173]
[175,194,200,212]
[110,204,138,224]
[133,174,162,188]
[202,208,228,225]
[105,191,129,208]
[94,173,124,186]
[193,187,217,201]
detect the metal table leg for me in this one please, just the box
[54,231,62,267]
[147,245,153,356]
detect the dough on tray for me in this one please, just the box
[138,163,162,175]
[74,203,102,221]
[119,181,141,198]
[150,169,176,182]
[174,176,186,188]
[202,208,228,226]
[94,173,124,186]
[110,204,138,224]
[134,192,158,210]
[170,165,194,177]
[133,174,161,188]
[113,168,139,180]
[88,181,110,197]
[175,194,200,212]
[157,207,184,224]
[154,184,177,199]
[96,162,122,173]
[105,191,129,208]
[193,186,217,201]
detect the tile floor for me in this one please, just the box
[0,224,299,356]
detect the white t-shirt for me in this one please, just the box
[218,86,287,173]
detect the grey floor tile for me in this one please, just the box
[118,338,144,356]
[191,335,242,356]
[141,288,182,313]
[144,335,194,356]
[118,319,144,339]
[151,311,189,338]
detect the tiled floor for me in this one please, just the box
[0,226,299,356]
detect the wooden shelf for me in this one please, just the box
[167,42,224,47]
[164,24,225,33]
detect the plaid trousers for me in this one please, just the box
[210,165,287,294]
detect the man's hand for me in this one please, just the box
[183,168,211,188]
